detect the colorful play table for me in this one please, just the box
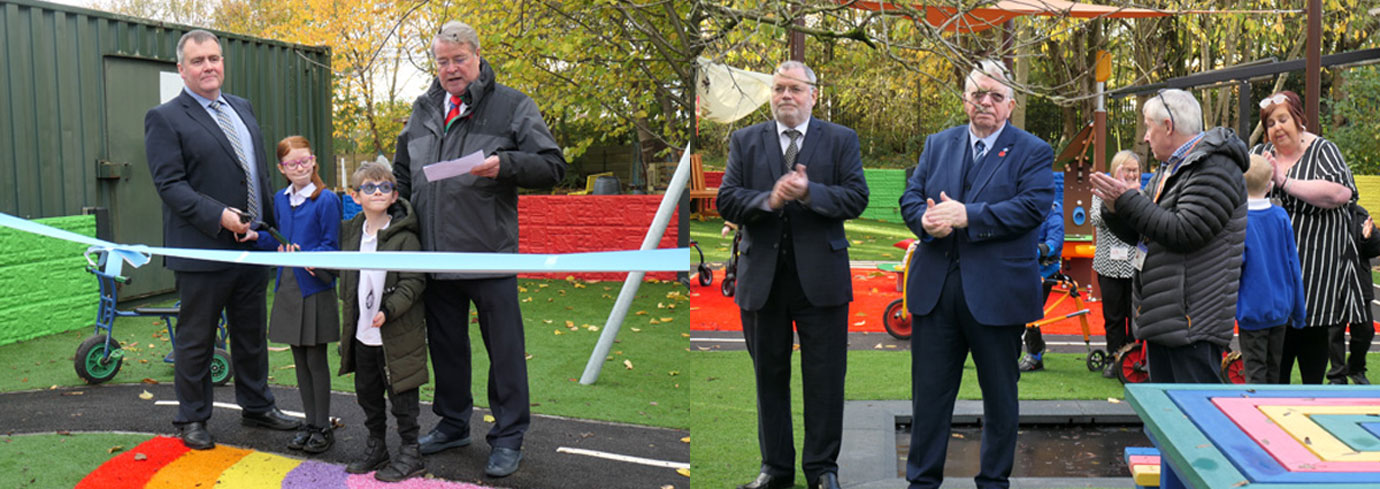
[1125,383,1380,489]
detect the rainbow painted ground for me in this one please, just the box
[76,435,495,489]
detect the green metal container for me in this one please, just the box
[0,0,332,299]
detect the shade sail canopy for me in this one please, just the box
[843,0,1170,32]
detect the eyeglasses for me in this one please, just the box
[1259,94,1288,109]
[1155,90,1176,132]
[967,90,1007,104]
[279,155,315,170]
[356,182,395,195]
[436,54,470,69]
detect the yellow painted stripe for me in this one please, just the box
[1130,462,1161,487]
[215,451,303,488]
[1260,405,1380,462]
[146,445,251,489]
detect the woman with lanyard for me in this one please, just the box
[1251,90,1363,384]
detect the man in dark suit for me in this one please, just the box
[717,60,869,489]
[146,29,301,451]
[899,60,1055,489]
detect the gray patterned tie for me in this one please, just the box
[974,139,987,161]
[784,129,802,172]
[210,100,259,219]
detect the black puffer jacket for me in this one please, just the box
[1103,128,1249,348]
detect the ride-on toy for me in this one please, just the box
[76,249,232,386]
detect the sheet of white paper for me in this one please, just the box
[422,150,487,182]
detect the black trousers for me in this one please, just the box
[1098,275,1134,354]
[1146,340,1223,383]
[741,256,847,485]
[424,277,529,450]
[354,341,420,444]
[1281,325,1335,384]
[1021,280,1056,355]
[908,266,1023,489]
[173,266,276,424]
[1238,326,1286,384]
[1326,323,1376,381]
[1349,322,1375,375]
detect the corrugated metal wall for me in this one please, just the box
[0,0,332,219]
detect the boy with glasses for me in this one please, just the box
[337,162,430,482]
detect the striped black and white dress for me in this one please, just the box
[1253,138,1365,328]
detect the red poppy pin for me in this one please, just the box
[998,147,1008,158]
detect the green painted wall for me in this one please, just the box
[0,215,98,346]
[861,168,907,223]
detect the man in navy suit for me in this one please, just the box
[146,29,301,451]
[717,60,869,489]
[899,60,1055,489]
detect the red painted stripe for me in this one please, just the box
[75,435,190,489]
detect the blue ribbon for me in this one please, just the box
[1,211,688,276]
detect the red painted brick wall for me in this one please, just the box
[705,171,723,187]
[518,195,681,281]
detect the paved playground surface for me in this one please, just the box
[0,384,687,489]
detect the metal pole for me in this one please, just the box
[1306,0,1321,133]
[1095,81,1106,173]
[1238,80,1252,142]
[580,145,693,384]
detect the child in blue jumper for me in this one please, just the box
[1237,153,1306,384]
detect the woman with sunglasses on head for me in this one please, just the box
[1250,91,1363,385]
[250,135,343,452]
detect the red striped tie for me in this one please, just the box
[445,94,462,131]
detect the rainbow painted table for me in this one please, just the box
[1124,383,1380,489]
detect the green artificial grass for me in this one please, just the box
[0,279,689,430]
[690,217,914,264]
[0,432,154,488]
[689,348,1380,488]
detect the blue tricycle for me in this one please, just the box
[75,249,232,386]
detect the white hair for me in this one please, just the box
[775,60,817,88]
[964,59,1013,99]
[1143,89,1203,135]
[434,21,481,54]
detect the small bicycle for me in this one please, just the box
[75,249,232,386]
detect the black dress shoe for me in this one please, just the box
[302,425,334,454]
[738,472,793,489]
[287,428,311,450]
[418,428,471,455]
[178,421,215,450]
[485,447,523,478]
[814,472,841,489]
[241,407,303,431]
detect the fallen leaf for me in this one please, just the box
[142,378,159,384]
[107,445,125,454]
[680,436,690,443]
[659,317,674,322]
[635,310,648,316]
[631,327,642,332]
[543,319,553,324]
[662,485,675,489]
[952,433,965,439]
[681,333,690,338]
[522,297,533,303]
[853,320,866,326]
[554,330,564,335]
[49,385,58,390]
[518,286,528,292]
[524,353,534,360]
[268,346,290,352]
[1107,398,1121,404]
[538,283,549,288]
[565,320,575,327]
[134,453,148,461]
[586,325,599,332]
[624,360,634,370]
[649,319,662,324]
[676,468,690,477]
[484,415,496,423]
[61,391,85,396]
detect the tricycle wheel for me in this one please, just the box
[1220,351,1246,384]
[211,348,234,386]
[883,299,912,340]
[697,264,713,287]
[1117,343,1149,384]
[75,334,123,384]
[1086,349,1108,371]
